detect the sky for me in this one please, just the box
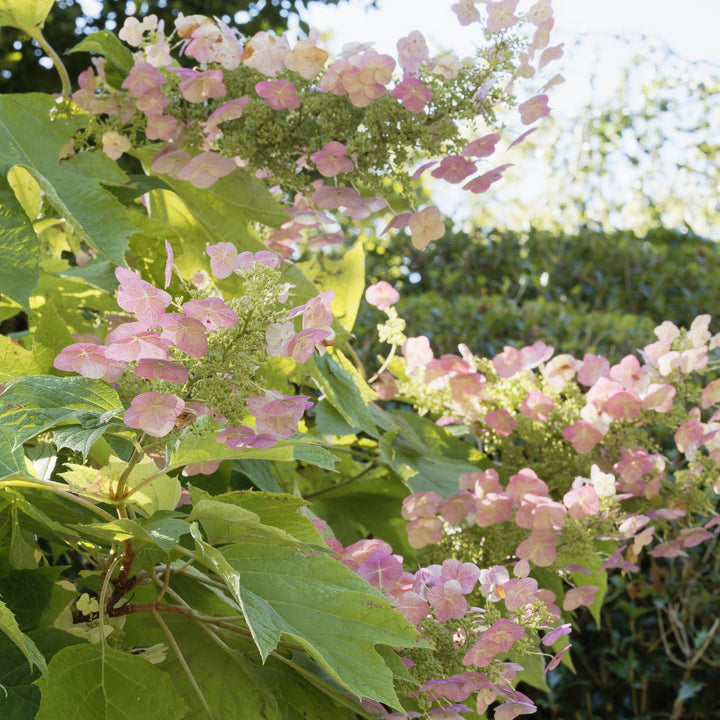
[305,0,720,64]
[303,0,720,236]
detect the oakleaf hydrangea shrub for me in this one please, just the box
[2,1,718,719]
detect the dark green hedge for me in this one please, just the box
[359,225,718,364]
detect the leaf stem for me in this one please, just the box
[0,480,116,521]
[32,28,71,96]
[152,608,216,720]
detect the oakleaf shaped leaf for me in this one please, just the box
[0,375,122,450]
[193,534,418,708]
[0,174,38,309]
[0,94,136,265]
[0,600,46,675]
[68,31,134,75]
[36,644,187,720]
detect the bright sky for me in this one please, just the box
[305,0,720,64]
[305,0,720,111]
[303,0,720,235]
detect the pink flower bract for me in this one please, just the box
[124,391,185,437]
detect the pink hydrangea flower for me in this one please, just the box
[463,618,525,666]
[485,409,516,436]
[430,155,476,183]
[406,517,443,548]
[54,343,109,379]
[493,346,523,378]
[365,281,399,310]
[357,550,404,593]
[392,77,433,113]
[504,577,539,611]
[242,30,290,77]
[134,358,189,383]
[397,31,429,75]
[474,492,514,526]
[463,164,513,194]
[518,94,550,125]
[461,133,501,159]
[563,485,600,519]
[102,131,132,161]
[452,0,480,26]
[563,585,598,611]
[396,590,431,625]
[310,141,354,177]
[158,313,207,357]
[124,391,185,437]
[255,79,300,110]
[284,328,333,363]
[401,491,443,520]
[520,390,554,421]
[206,242,240,279]
[105,323,171,362]
[115,267,171,327]
[151,145,192,178]
[182,296,238,331]
[284,39,329,80]
[121,62,166,98]
[146,114,178,142]
[563,420,604,454]
[176,151,236,189]
[427,579,467,622]
[403,335,434,376]
[247,391,313,438]
[408,206,445,249]
[516,529,557,567]
[178,69,226,102]
[486,0,519,33]
[216,425,277,449]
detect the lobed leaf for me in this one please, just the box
[36,644,187,720]
[193,533,418,708]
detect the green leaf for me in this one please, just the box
[188,498,283,545]
[233,459,283,492]
[379,410,486,496]
[310,469,413,556]
[155,616,273,720]
[155,165,289,233]
[58,260,119,292]
[0,0,54,34]
[293,443,339,471]
[166,433,297,472]
[0,375,122,450]
[36,644,187,720]
[570,555,608,628]
[67,30,134,76]
[0,600,46,675]
[193,533,417,708]
[299,240,365,332]
[0,561,62,629]
[74,515,189,553]
[315,400,357,436]
[0,335,40,382]
[245,653,361,720]
[311,351,379,437]
[0,94,135,265]
[0,426,26,479]
[0,628,84,720]
[0,174,39,309]
[30,298,75,375]
[193,490,323,547]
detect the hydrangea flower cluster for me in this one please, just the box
[54,242,332,450]
[322,531,567,719]
[64,0,563,253]
[367,295,720,628]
